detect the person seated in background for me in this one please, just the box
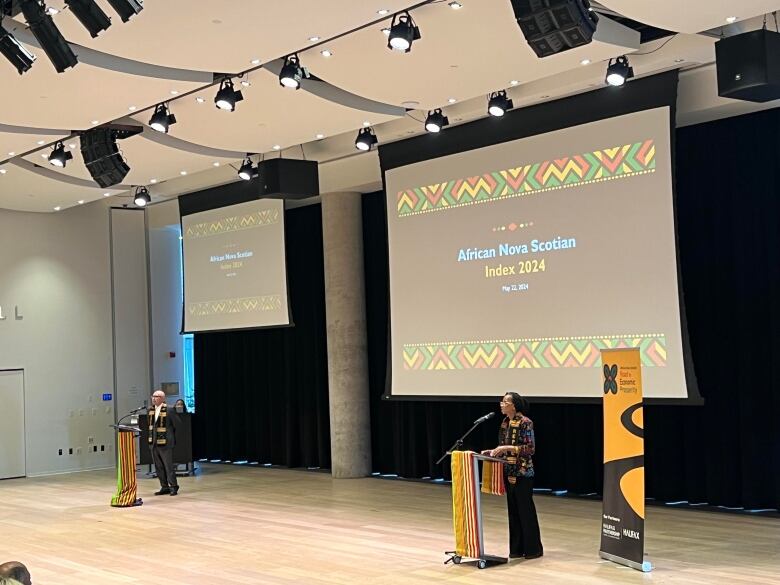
[0,561,31,585]
[174,398,188,413]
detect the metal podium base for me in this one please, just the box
[445,551,508,569]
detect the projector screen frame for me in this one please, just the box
[378,70,702,405]
[177,183,295,334]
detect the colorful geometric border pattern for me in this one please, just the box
[188,295,282,316]
[185,209,280,238]
[396,140,656,217]
[402,334,666,370]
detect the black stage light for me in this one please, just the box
[133,186,151,207]
[488,90,514,117]
[149,103,177,133]
[19,0,78,73]
[238,156,255,181]
[214,78,243,111]
[387,12,421,53]
[0,24,36,74]
[64,0,111,38]
[106,0,144,22]
[424,109,449,133]
[605,55,633,86]
[354,127,378,151]
[48,141,73,167]
[279,54,306,89]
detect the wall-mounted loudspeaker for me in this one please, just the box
[715,29,780,103]
[510,0,598,58]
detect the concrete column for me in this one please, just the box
[321,191,372,478]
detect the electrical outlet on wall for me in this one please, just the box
[88,436,94,444]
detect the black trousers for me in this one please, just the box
[505,476,543,557]
[151,446,178,489]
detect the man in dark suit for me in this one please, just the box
[0,561,31,585]
[149,390,180,496]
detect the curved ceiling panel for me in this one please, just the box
[599,0,780,33]
[166,69,402,154]
[302,1,639,111]
[46,0,414,73]
[0,130,69,162]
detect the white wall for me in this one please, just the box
[0,201,116,475]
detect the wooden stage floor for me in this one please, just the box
[0,464,777,584]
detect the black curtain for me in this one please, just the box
[192,204,330,468]
[365,107,780,510]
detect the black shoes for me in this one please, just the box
[524,552,543,560]
[154,488,170,496]
[169,488,179,496]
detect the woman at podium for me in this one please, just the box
[484,392,543,560]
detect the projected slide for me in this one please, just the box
[385,107,688,399]
[182,198,290,332]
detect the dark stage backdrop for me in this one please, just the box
[193,109,780,510]
[192,204,330,468]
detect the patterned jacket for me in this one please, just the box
[499,414,535,481]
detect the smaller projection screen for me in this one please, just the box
[383,106,693,400]
[181,198,290,332]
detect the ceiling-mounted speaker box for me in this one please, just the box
[716,29,780,102]
[255,158,319,200]
[510,0,598,58]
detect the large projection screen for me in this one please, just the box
[181,198,290,332]
[384,107,691,399]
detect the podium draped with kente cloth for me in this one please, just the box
[110,425,142,508]
[448,450,508,569]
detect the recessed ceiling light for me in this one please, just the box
[128,106,137,111]
[241,79,251,87]
[309,36,320,42]
[674,58,685,63]
[37,140,45,145]
[510,80,519,86]
[448,1,463,9]
[726,16,737,23]
[448,97,457,104]
[77,200,84,205]
[0,169,6,174]
[53,206,61,210]
[196,97,205,103]
[46,7,59,15]
[170,90,179,95]
[272,144,281,150]
[363,120,371,127]
[91,120,99,125]
[251,58,261,65]
[580,58,591,65]
[150,178,158,183]
[213,162,220,167]
[316,133,324,139]
[381,27,390,35]
[40,154,48,159]
[180,170,187,176]
[7,151,14,156]
[103,192,111,197]
[69,143,76,149]
[320,49,333,57]
[377,9,389,15]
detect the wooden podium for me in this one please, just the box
[110,424,142,508]
[446,451,508,569]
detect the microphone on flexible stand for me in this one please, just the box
[473,411,496,425]
[128,405,146,414]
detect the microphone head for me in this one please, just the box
[485,412,495,420]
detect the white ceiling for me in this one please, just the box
[1,0,779,212]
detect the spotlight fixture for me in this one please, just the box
[238,156,256,181]
[387,12,421,53]
[19,0,78,73]
[0,24,36,74]
[424,109,449,133]
[133,186,151,207]
[279,54,307,89]
[487,90,513,117]
[148,103,177,133]
[214,78,243,111]
[605,55,633,86]
[105,0,144,22]
[64,0,112,38]
[354,127,378,151]
[48,141,73,167]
